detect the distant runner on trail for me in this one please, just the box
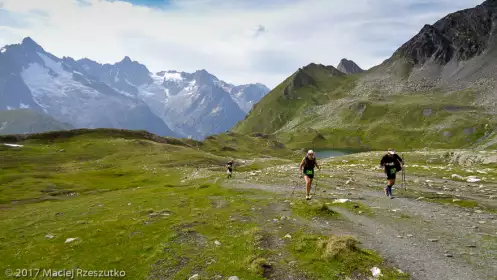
[380,148,403,199]
[299,150,320,200]
[226,160,234,179]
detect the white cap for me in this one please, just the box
[388,149,396,155]
[308,150,314,154]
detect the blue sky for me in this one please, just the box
[0,0,484,88]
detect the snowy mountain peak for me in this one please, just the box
[0,37,270,139]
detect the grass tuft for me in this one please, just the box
[317,235,359,259]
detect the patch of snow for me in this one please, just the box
[20,103,30,109]
[114,70,120,83]
[211,106,220,114]
[73,71,84,76]
[0,47,6,53]
[22,61,101,102]
[124,77,136,87]
[38,52,66,75]
[163,72,183,81]
[150,73,165,84]
[115,89,134,98]
[4,143,24,147]
[184,79,197,91]
[82,65,90,71]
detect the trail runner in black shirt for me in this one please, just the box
[299,150,320,200]
[380,148,403,199]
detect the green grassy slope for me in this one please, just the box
[233,64,496,150]
[0,130,405,279]
[233,64,358,135]
[0,109,73,135]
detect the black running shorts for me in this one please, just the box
[386,168,397,180]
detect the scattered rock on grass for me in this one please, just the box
[284,234,292,239]
[228,277,240,280]
[214,240,221,246]
[188,274,199,280]
[370,267,383,278]
[288,261,297,267]
[45,234,55,239]
[428,239,439,242]
[65,237,79,244]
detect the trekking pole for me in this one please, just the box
[291,178,299,197]
[402,154,406,191]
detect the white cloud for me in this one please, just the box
[0,0,484,88]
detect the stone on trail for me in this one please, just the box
[451,174,464,180]
[284,234,292,239]
[467,176,481,183]
[428,239,439,242]
[478,221,486,224]
[228,277,240,280]
[333,199,350,203]
[445,253,453,258]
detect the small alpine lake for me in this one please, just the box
[313,148,366,159]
